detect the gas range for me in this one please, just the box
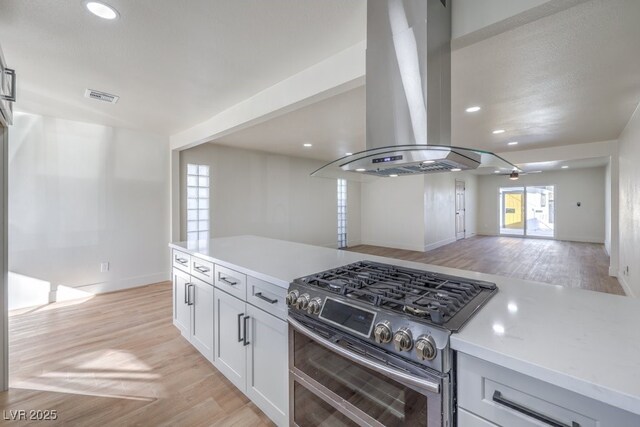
[286,260,497,373]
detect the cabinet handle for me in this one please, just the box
[492,390,580,427]
[237,313,244,342]
[243,316,250,346]
[254,292,278,304]
[220,276,238,286]
[184,282,190,304]
[175,256,188,265]
[194,264,210,274]
[188,284,195,306]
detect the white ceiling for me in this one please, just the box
[0,0,366,134]
[2,0,639,166]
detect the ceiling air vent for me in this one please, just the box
[84,89,119,104]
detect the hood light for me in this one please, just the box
[389,174,398,178]
[450,168,462,172]
[84,1,119,20]
[422,160,435,164]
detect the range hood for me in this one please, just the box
[312,0,516,180]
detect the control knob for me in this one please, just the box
[393,328,413,352]
[415,335,437,361]
[373,321,393,344]
[295,293,310,310]
[306,297,323,315]
[285,290,299,306]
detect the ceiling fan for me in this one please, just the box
[497,169,543,180]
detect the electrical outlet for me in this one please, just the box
[100,262,110,273]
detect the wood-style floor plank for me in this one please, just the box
[3,282,275,426]
[348,236,624,296]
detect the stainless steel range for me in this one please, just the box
[287,260,497,426]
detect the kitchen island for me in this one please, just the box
[169,235,640,426]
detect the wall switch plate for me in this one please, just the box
[100,262,110,273]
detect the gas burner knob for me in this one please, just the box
[393,328,413,352]
[306,297,323,315]
[373,321,393,344]
[415,335,437,361]
[285,290,299,306]
[295,293,310,310]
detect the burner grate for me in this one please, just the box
[297,260,496,325]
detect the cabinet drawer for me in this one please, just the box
[457,353,640,427]
[172,249,191,273]
[247,276,287,320]
[214,264,246,300]
[191,256,214,284]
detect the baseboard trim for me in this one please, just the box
[359,239,425,252]
[424,237,456,252]
[608,266,618,277]
[618,275,635,298]
[74,272,170,294]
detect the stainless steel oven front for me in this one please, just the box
[288,315,452,427]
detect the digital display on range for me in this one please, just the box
[319,298,375,337]
[372,155,403,164]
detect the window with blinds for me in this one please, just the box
[186,163,210,243]
[337,179,347,248]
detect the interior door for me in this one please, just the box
[455,180,465,240]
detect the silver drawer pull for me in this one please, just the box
[175,257,188,265]
[194,265,210,274]
[492,390,580,427]
[220,276,238,286]
[254,292,278,304]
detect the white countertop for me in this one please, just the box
[170,235,640,416]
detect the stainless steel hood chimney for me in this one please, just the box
[312,0,516,180]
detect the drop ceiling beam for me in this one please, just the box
[170,41,365,151]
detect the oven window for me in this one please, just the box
[293,382,359,427]
[293,330,429,426]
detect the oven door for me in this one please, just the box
[288,316,451,427]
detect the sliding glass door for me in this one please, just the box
[500,186,555,238]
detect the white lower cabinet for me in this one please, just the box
[215,287,288,427]
[457,352,640,427]
[172,267,214,363]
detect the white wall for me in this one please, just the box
[180,143,360,249]
[618,103,640,297]
[8,112,170,310]
[477,167,606,243]
[360,171,477,252]
[360,174,425,251]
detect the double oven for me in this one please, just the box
[288,314,453,427]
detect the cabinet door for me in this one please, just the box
[172,268,191,337]
[190,277,214,364]
[215,289,247,392]
[245,304,289,427]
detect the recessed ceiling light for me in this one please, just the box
[345,152,353,156]
[561,165,569,169]
[450,168,462,172]
[465,106,481,113]
[303,143,312,147]
[508,141,518,146]
[355,168,366,172]
[422,160,435,164]
[492,129,505,134]
[494,170,501,173]
[389,174,398,178]
[84,1,119,20]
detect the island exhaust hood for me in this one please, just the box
[311,0,516,181]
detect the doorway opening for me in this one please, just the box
[500,186,555,238]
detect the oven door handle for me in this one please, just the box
[288,317,441,394]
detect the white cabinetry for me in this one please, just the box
[457,353,640,427]
[172,250,214,364]
[214,266,288,427]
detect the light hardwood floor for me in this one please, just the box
[348,236,624,296]
[4,282,274,426]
